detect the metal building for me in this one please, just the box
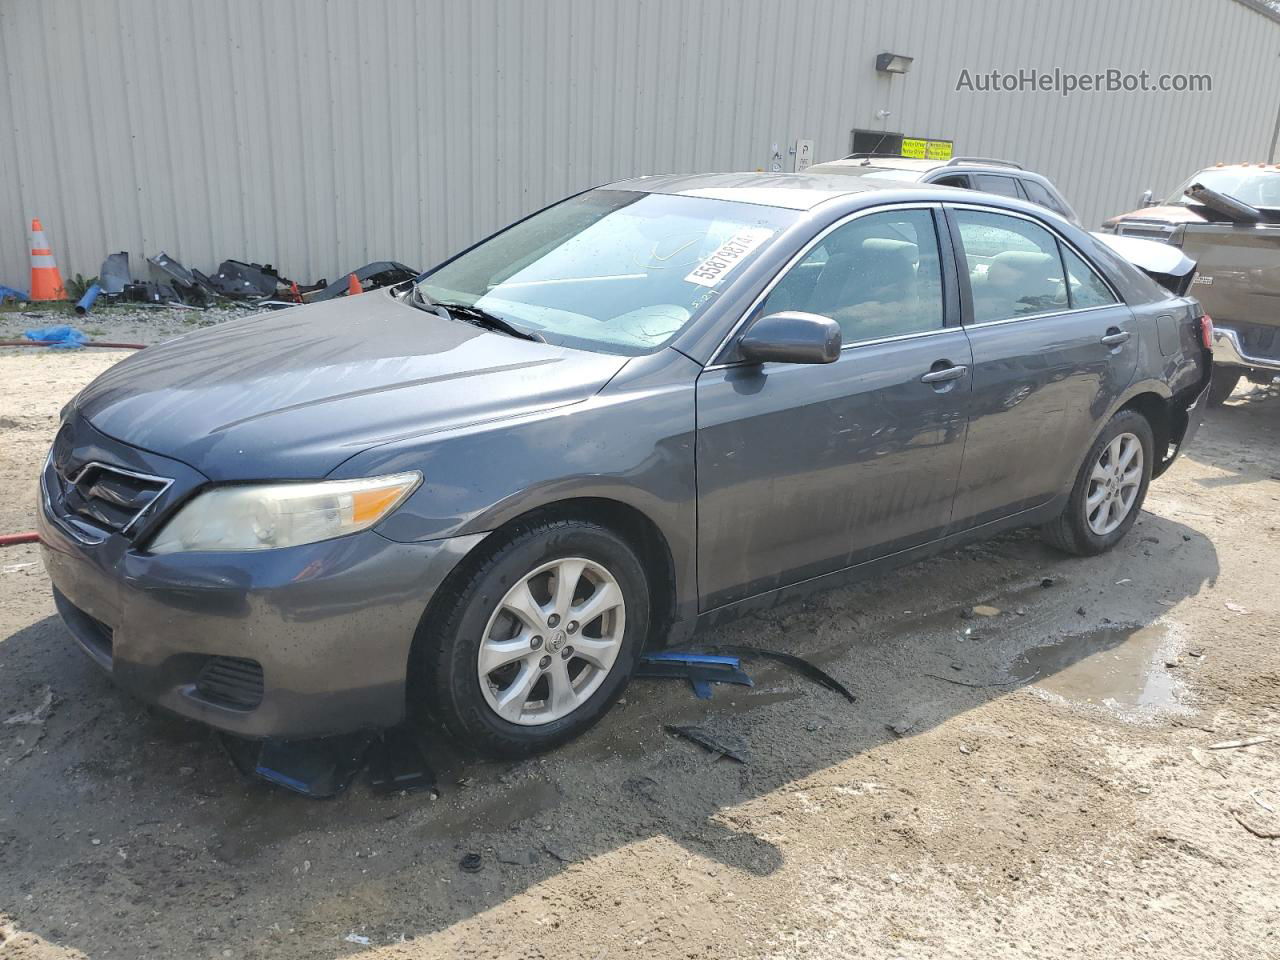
[2,0,1278,289]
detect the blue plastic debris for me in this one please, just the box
[23,325,88,349]
[0,284,29,302]
[636,650,753,699]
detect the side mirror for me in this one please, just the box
[1140,189,1155,207]
[738,311,842,365]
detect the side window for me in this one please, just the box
[932,174,970,189]
[952,209,1068,323]
[1020,178,1064,216]
[759,209,945,345]
[973,174,1021,198]
[1060,245,1118,309]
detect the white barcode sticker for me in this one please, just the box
[683,227,774,287]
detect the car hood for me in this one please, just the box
[1101,204,1206,228]
[75,291,630,480]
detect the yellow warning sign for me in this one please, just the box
[901,138,927,159]
[901,137,953,160]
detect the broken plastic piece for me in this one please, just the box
[712,645,857,703]
[664,724,748,763]
[148,251,218,304]
[219,731,375,798]
[636,650,753,699]
[366,726,437,794]
[309,261,418,302]
[208,259,284,299]
[99,252,130,295]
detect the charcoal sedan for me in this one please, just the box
[40,174,1211,756]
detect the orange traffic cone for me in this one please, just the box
[346,272,362,296]
[29,218,65,300]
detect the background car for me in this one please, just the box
[1102,163,1280,404]
[40,174,1210,758]
[805,154,1081,224]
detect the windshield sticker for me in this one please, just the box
[683,227,774,287]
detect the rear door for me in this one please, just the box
[946,205,1138,528]
[695,205,972,610]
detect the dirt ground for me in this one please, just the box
[1,313,1277,960]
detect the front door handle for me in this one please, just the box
[1101,329,1131,347]
[920,364,968,384]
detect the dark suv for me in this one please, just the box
[807,155,1080,224]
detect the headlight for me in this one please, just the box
[147,471,421,554]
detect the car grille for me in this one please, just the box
[49,426,172,537]
[195,656,265,710]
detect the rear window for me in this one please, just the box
[973,174,1022,199]
[1020,179,1065,215]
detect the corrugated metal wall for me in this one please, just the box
[2,0,1278,288]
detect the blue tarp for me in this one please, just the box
[24,325,88,349]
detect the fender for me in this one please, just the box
[1061,377,1177,493]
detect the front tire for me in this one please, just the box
[1040,409,1153,556]
[417,518,649,758]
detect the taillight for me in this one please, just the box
[1199,313,1214,350]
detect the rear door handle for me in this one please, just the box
[920,364,968,384]
[1101,329,1131,346]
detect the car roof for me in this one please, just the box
[604,171,941,210]
[807,157,939,176]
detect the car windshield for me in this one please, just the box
[1166,168,1280,208]
[414,190,797,355]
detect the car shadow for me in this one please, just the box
[0,510,1219,955]
[1187,383,1280,488]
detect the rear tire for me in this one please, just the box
[1040,409,1153,556]
[415,518,649,758]
[1207,367,1242,407]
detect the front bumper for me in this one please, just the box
[39,461,484,739]
[1212,325,1280,373]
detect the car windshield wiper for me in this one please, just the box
[407,285,542,342]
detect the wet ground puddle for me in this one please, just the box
[1016,622,1187,714]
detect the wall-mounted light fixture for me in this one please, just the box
[875,52,913,74]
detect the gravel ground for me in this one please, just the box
[0,314,1277,960]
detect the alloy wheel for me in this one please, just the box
[477,557,626,726]
[1085,432,1143,536]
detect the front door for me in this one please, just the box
[946,206,1139,528]
[695,206,972,611]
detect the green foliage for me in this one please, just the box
[65,273,100,301]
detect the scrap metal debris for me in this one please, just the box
[664,724,748,763]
